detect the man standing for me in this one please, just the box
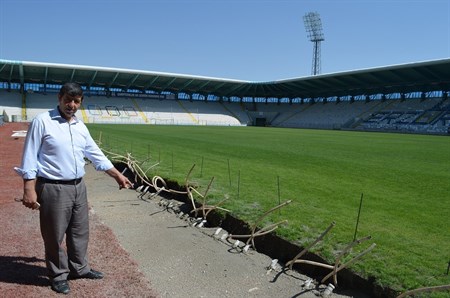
[15,82,133,294]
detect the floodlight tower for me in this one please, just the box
[303,12,324,75]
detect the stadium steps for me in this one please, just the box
[80,103,89,123]
[131,98,149,123]
[22,92,27,121]
[353,100,396,128]
[220,102,241,123]
[176,100,198,124]
[274,103,312,126]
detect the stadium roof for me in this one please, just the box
[1,58,450,99]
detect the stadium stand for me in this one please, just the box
[358,97,449,134]
[25,92,61,120]
[82,96,147,124]
[0,92,245,126]
[177,100,242,126]
[1,89,449,134]
[3,92,450,134]
[1,59,449,134]
[0,90,23,122]
[271,100,383,129]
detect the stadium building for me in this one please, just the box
[1,58,450,134]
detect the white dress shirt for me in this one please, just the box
[15,107,113,180]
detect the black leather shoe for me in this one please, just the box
[51,280,70,294]
[80,269,104,279]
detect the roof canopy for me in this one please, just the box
[1,58,449,99]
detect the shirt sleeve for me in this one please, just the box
[83,129,114,171]
[14,118,42,179]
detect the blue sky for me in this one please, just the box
[1,0,449,81]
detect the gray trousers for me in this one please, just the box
[37,179,91,281]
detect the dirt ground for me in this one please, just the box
[0,122,370,297]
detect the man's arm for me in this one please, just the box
[105,167,134,189]
[22,179,40,210]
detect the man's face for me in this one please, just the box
[58,94,82,121]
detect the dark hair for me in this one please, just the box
[59,82,83,98]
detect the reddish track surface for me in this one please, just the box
[0,122,157,297]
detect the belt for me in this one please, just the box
[38,177,83,185]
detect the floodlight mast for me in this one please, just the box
[303,12,324,75]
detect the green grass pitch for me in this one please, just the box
[87,124,450,294]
